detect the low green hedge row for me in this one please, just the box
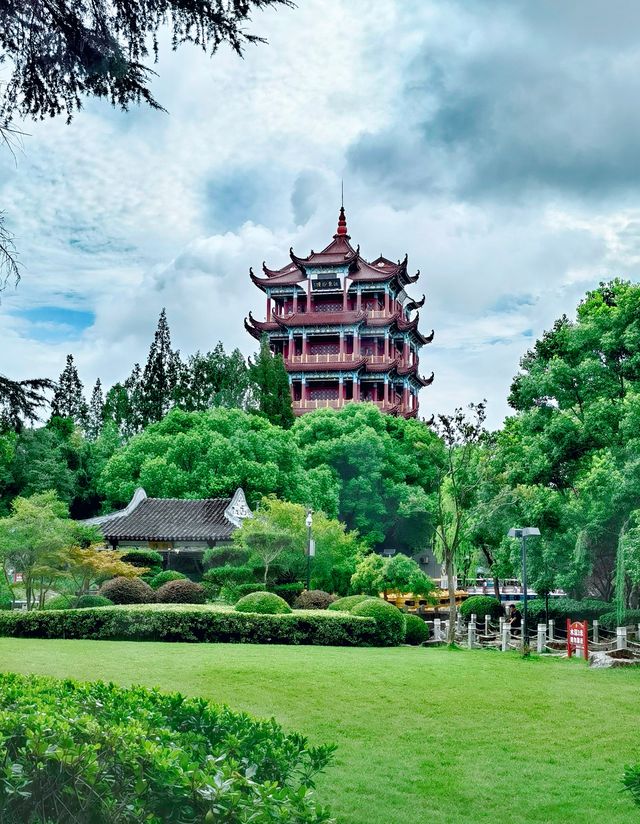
[459,595,502,620]
[0,606,391,646]
[523,598,611,623]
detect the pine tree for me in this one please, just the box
[124,363,144,435]
[140,309,181,425]
[86,379,105,441]
[250,336,294,429]
[50,355,87,427]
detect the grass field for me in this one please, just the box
[0,639,637,824]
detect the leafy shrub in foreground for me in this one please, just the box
[623,762,640,808]
[156,579,206,604]
[351,598,406,646]
[599,610,640,630]
[150,570,187,589]
[523,598,611,623]
[0,606,385,646]
[294,590,337,610]
[99,576,156,605]
[459,596,502,620]
[404,614,429,645]
[235,591,292,615]
[0,579,12,610]
[75,594,113,609]
[329,595,375,613]
[0,672,335,823]
[42,594,76,610]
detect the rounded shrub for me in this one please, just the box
[156,579,206,604]
[98,576,156,605]
[294,590,337,610]
[404,614,429,645]
[75,595,114,609]
[150,570,187,590]
[42,594,76,610]
[235,591,292,615]
[272,582,305,605]
[328,595,375,613]
[351,598,406,646]
[459,595,503,620]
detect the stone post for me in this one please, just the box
[444,619,450,640]
[548,619,554,642]
[456,612,463,634]
[499,616,505,637]
[501,624,509,652]
[434,618,441,642]
[593,620,599,643]
[537,624,546,654]
[484,614,490,636]
[468,622,476,649]
[617,626,627,650]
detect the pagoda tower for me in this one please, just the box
[244,208,434,417]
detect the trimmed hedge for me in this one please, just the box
[98,576,156,605]
[351,598,406,646]
[219,582,266,603]
[120,549,163,569]
[459,596,502,620]
[599,610,640,630]
[329,595,374,613]
[75,595,114,609]
[523,598,611,623]
[404,613,429,645]
[203,565,255,587]
[0,672,334,823]
[235,592,292,615]
[150,570,187,589]
[156,579,206,604]
[294,590,337,610]
[0,606,387,646]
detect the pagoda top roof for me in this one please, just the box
[253,208,420,287]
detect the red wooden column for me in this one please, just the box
[302,333,308,356]
[343,282,348,311]
[402,383,408,409]
[293,289,298,314]
[339,377,345,402]
[373,383,378,402]
[403,338,409,365]
[339,332,345,357]
[384,290,390,314]
[307,278,313,314]
[354,333,360,357]
[301,377,307,403]
[356,287,362,312]
[383,379,389,405]
[354,377,360,401]
[266,297,272,321]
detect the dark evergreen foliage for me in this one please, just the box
[249,334,294,428]
[140,309,181,426]
[0,0,292,127]
[178,344,250,410]
[0,374,53,432]
[86,378,105,441]
[50,354,87,426]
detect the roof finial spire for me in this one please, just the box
[336,191,348,236]
[341,178,344,209]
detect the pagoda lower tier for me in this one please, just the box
[244,207,434,418]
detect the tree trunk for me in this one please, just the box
[493,574,501,605]
[446,552,456,644]
[263,562,269,586]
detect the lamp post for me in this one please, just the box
[507,526,541,650]
[305,509,314,590]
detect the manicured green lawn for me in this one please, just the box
[0,639,637,824]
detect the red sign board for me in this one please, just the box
[567,619,588,659]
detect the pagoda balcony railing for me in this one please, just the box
[288,353,360,364]
[293,399,347,410]
[365,354,397,364]
[365,310,387,318]
[293,399,400,411]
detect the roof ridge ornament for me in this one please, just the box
[335,205,349,238]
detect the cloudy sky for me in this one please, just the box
[2,0,640,428]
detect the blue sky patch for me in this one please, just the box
[17,306,95,343]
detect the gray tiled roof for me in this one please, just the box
[101,497,235,542]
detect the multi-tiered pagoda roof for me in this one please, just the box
[245,208,434,417]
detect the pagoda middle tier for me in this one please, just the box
[245,207,434,418]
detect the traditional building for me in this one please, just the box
[85,487,252,570]
[245,208,433,417]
